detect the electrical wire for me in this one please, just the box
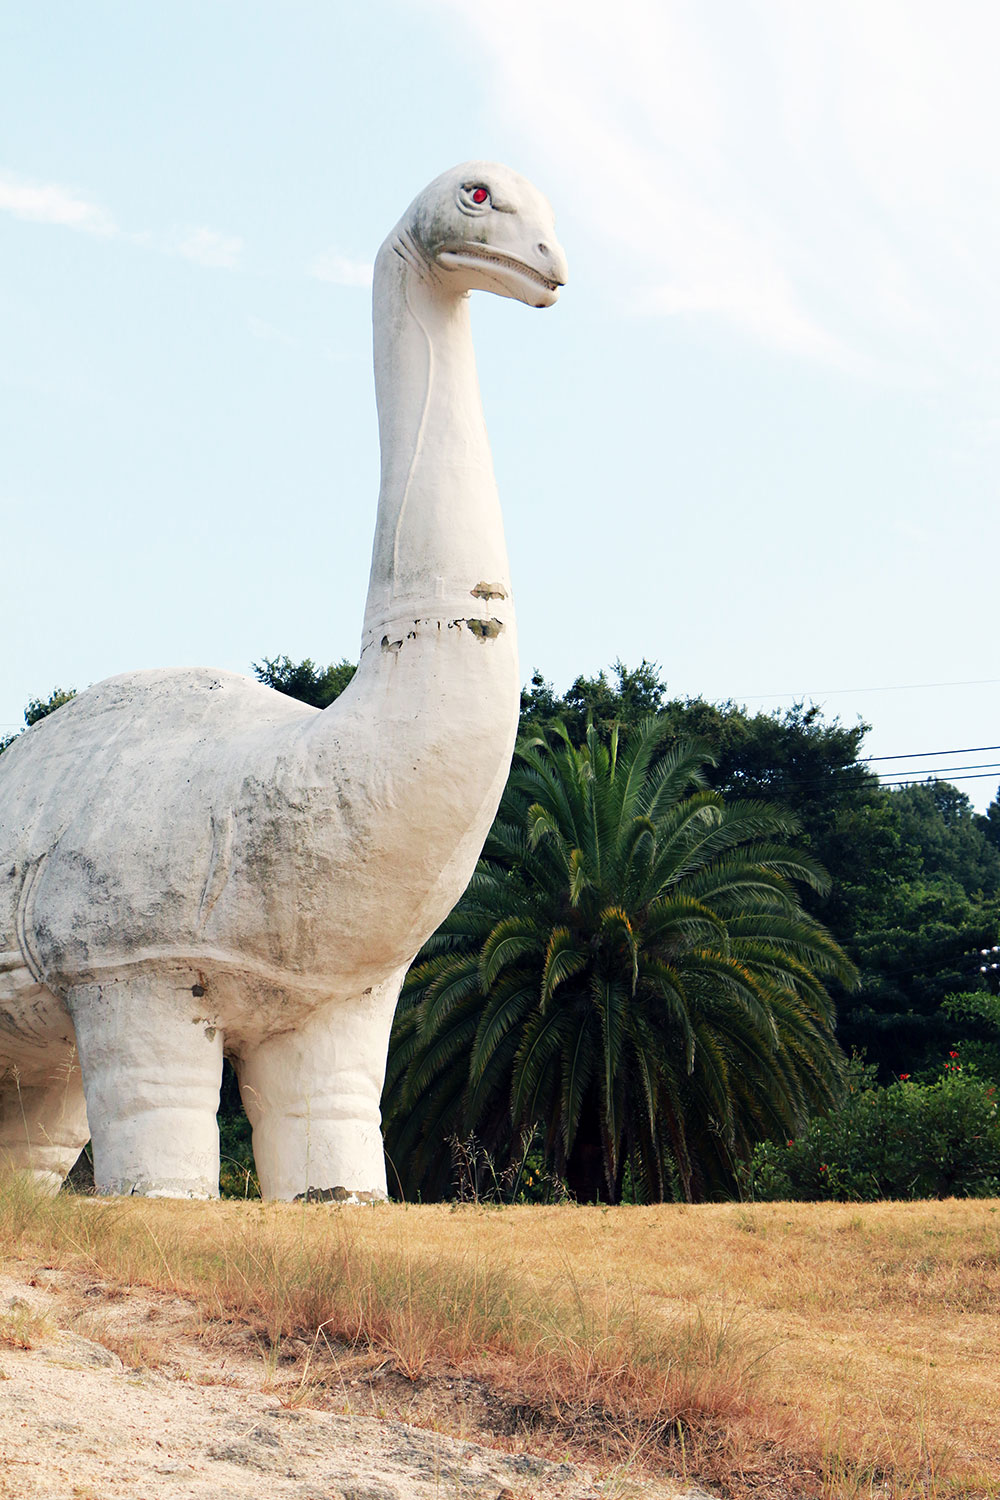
[875,780,1000,792]
[861,744,1000,762]
[728,773,999,796]
[871,761,1000,777]
[737,676,1000,700]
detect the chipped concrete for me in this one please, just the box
[465,618,505,641]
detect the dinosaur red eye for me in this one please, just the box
[472,188,489,204]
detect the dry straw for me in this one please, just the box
[2,1174,998,1498]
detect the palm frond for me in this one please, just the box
[386,713,849,1203]
[540,926,589,1007]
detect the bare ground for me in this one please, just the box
[0,1263,695,1500]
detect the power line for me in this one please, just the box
[872,761,1000,777]
[875,780,1000,792]
[737,677,1000,701]
[861,743,1000,763]
[729,744,1000,787]
[725,763,1000,794]
[733,770,1000,800]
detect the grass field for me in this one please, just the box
[2,1178,997,1499]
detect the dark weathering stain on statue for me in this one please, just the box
[464,618,504,640]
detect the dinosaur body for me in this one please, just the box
[0,162,566,1199]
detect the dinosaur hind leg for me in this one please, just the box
[236,966,406,1202]
[0,1050,89,1193]
[69,978,224,1198]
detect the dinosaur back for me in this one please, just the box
[0,667,315,987]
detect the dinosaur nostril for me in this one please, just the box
[537,242,549,255]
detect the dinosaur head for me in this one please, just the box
[405,161,567,308]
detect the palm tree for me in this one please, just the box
[383,720,857,1203]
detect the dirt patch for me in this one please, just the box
[0,1263,694,1500]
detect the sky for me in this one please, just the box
[2,0,998,805]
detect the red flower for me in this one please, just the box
[949,1050,960,1058]
[819,1164,828,1173]
[899,1073,910,1081]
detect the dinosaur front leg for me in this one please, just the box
[69,978,224,1198]
[237,966,406,1202]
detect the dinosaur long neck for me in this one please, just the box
[305,225,519,959]
[361,229,513,636]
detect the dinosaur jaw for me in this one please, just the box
[437,244,564,307]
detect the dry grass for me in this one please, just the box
[67,1306,169,1371]
[1,1174,997,1498]
[0,1296,53,1350]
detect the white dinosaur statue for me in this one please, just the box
[0,162,566,1201]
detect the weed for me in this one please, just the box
[449,1129,568,1205]
[0,1299,52,1349]
[70,1311,162,1371]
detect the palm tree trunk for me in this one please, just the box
[565,1094,613,1203]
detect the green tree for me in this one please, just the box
[521,674,904,938]
[977,788,1000,853]
[941,989,1000,1085]
[252,655,355,709]
[839,783,1000,1077]
[520,659,668,741]
[24,687,77,725]
[1,687,77,754]
[384,720,856,1204]
[840,878,999,1075]
[894,781,1000,896]
[525,671,1000,1084]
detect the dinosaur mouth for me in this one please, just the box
[438,244,563,293]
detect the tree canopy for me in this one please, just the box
[1,687,77,754]
[252,655,355,709]
[515,663,1000,1082]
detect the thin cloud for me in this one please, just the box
[434,0,1000,375]
[175,227,243,269]
[0,169,116,236]
[1,167,247,274]
[432,1,840,360]
[310,252,373,288]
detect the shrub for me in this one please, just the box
[942,989,1000,1085]
[746,1055,1000,1201]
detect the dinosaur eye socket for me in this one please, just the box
[459,184,492,213]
